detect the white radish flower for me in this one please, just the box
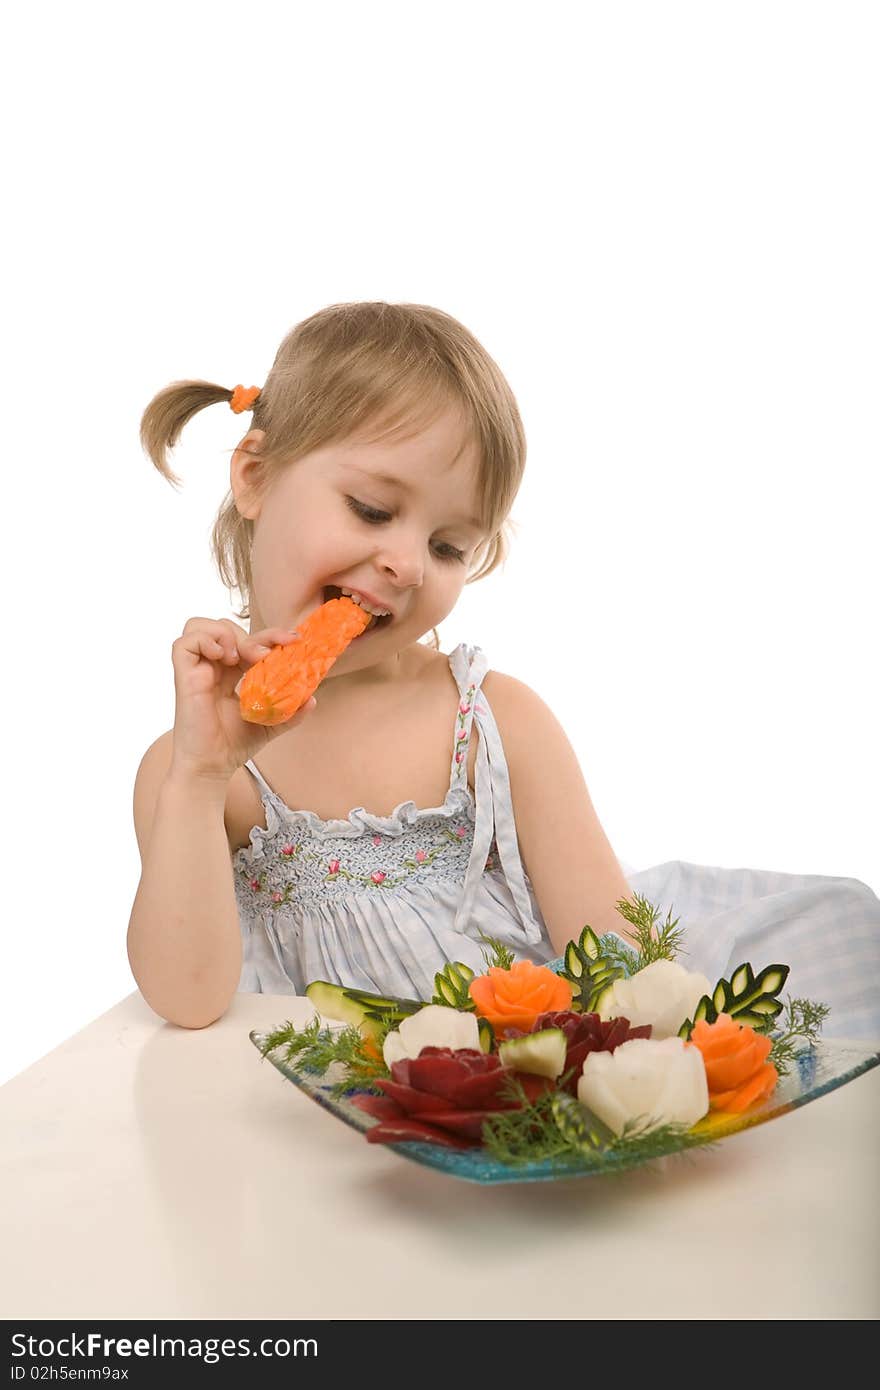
[578,1037,710,1137]
[382,1004,481,1069]
[599,959,713,1039]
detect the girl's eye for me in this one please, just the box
[344,496,467,563]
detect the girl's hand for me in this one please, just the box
[169,617,317,781]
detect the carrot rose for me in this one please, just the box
[689,1012,778,1113]
[468,960,574,1037]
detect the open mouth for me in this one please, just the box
[323,586,393,631]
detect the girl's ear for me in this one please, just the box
[231,429,267,520]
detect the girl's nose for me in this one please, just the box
[376,542,424,590]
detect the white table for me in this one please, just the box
[2,991,878,1320]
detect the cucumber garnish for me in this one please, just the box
[305,980,424,1030]
[678,961,790,1038]
[498,1028,567,1079]
[557,925,626,1013]
[431,961,477,1011]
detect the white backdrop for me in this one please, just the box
[2,1,877,1086]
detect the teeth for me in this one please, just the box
[339,586,392,618]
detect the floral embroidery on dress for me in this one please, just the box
[239,817,502,911]
[234,644,557,996]
[234,653,494,913]
[454,682,477,764]
[239,822,474,899]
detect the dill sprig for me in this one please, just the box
[478,933,516,971]
[258,1016,322,1065]
[769,996,830,1077]
[480,1074,718,1171]
[594,933,640,978]
[612,892,687,971]
[258,1017,390,1099]
[481,1077,586,1165]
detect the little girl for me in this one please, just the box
[127,301,638,1028]
[127,301,880,1041]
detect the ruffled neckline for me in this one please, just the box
[234,639,485,862]
[233,780,476,864]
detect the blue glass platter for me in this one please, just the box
[249,1025,880,1185]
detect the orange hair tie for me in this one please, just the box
[230,384,261,413]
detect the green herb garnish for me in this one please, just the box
[478,933,516,971]
[613,892,687,970]
[258,1017,390,1099]
[480,1075,718,1172]
[769,997,830,1077]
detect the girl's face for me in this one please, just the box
[231,403,488,686]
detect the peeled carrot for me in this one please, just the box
[239,596,371,725]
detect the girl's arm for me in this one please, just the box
[485,673,640,956]
[127,731,242,1028]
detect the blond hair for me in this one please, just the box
[140,301,526,649]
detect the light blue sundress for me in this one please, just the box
[233,643,558,1001]
[232,642,880,1040]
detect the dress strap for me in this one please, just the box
[447,645,544,945]
[446,643,490,791]
[243,758,278,801]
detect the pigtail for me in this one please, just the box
[139,379,238,488]
[143,301,522,631]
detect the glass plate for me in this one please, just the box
[249,1026,880,1185]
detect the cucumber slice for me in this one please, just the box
[359,1015,387,1047]
[498,1028,567,1079]
[433,976,460,1007]
[748,997,784,1017]
[305,981,423,1028]
[448,962,475,986]
[588,980,617,1015]
[581,926,602,961]
[557,923,627,1015]
[564,942,586,979]
[730,963,753,997]
[587,964,619,987]
[550,1092,603,1151]
[361,1007,419,1030]
[343,987,421,1013]
[431,961,476,1010]
[755,964,789,996]
[304,981,366,1026]
[692,994,713,1026]
[736,1004,783,1029]
[477,1018,495,1054]
[679,959,791,1038]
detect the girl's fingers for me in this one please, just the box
[173,624,301,684]
[232,632,309,704]
[250,627,301,648]
[239,628,301,665]
[174,632,223,664]
[241,640,272,668]
[208,636,239,664]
